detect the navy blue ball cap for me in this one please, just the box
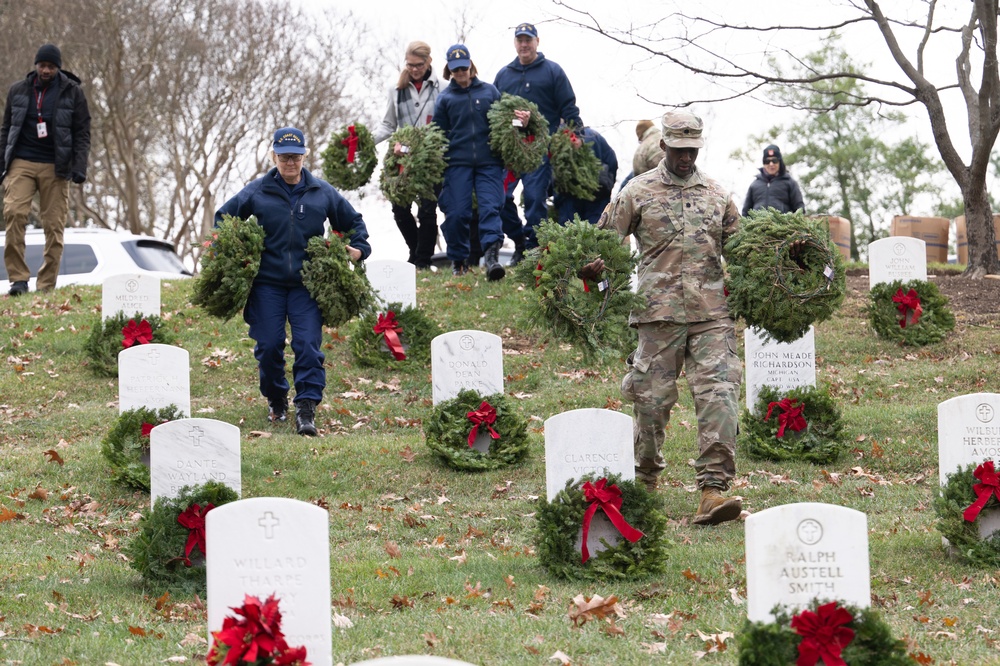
[446,44,471,70]
[514,22,537,37]
[273,127,306,154]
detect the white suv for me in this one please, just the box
[1,227,192,293]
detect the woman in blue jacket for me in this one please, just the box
[431,44,505,280]
[215,127,371,436]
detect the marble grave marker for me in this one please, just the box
[118,343,190,416]
[868,237,927,289]
[367,259,417,310]
[938,393,1000,538]
[150,418,241,505]
[102,273,161,320]
[744,326,816,413]
[430,330,503,404]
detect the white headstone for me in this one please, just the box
[938,393,1000,539]
[118,344,191,416]
[149,418,241,505]
[430,330,503,404]
[868,237,928,289]
[367,259,417,310]
[207,498,332,666]
[102,273,161,320]
[745,503,870,623]
[351,658,477,666]
[744,327,816,413]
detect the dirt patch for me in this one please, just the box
[846,271,1000,326]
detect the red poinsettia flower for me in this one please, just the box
[207,593,288,665]
[122,319,153,348]
[176,502,214,566]
[274,645,311,666]
[790,601,855,666]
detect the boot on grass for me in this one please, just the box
[691,488,742,526]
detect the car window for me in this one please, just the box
[122,240,191,274]
[0,244,97,278]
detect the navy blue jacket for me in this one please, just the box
[432,77,502,168]
[580,127,618,195]
[215,168,371,287]
[493,53,582,133]
[742,169,805,216]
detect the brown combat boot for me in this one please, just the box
[691,488,742,526]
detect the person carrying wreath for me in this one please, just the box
[215,127,371,436]
[741,143,805,216]
[372,41,442,270]
[553,125,618,225]
[431,44,506,280]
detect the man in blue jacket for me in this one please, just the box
[494,22,582,261]
[216,127,371,436]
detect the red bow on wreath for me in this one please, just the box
[373,311,406,361]
[141,422,155,438]
[963,460,1000,522]
[580,478,644,563]
[122,319,153,348]
[892,288,922,328]
[177,502,215,567]
[341,125,359,163]
[765,398,808,438]
[790,601,855,666]
[466,400,500,448]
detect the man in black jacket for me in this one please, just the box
[741,144,804,217]
[1,44,91,296]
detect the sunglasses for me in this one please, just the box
[276,154,304,163]
[763,157,780,164]
[450,66,469,72]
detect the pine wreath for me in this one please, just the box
[321,122,378,191]
[192,214,265,320]
[84,312,177,377]
[126,481,238,595]
[423,390,530,471]
[348,303,442,369]
[741,384,846,465]
[487,93,549,175]
[101,406,183,491]
[725,210,846,343]
[933,461,1000,568]
[549,125,600,201]
[301,231,378,328]
[513,217,641,358]
[534,472,668,581]
[379,123,448,207]
[867,279,955,346]
[737,601,911,666]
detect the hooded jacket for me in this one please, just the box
[493,53,582,133]
[0,69,90,182]
[741,168,804,217]
[372,71,442,144]
[215,168,372,287]
[432,77,502,168]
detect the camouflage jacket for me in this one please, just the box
[631,125,665,177]
[598,161,740,325]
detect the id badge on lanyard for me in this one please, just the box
[35,88,48,138]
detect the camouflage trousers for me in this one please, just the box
[621,318,741,490]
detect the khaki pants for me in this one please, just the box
[621,318,742,490]
[3,159,69,291]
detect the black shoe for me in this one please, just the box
[268,396,288,423]
[8,281,28,296]
[509,242,526,267]
[483,241,505,281]
[452,261,468,276]
[295,399,318,436]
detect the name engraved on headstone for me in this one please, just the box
[868,237,927,289]
[102,273,161,320]
[118,344,191,416]
[938,394,1000,541]
[744,327,816,412]
[149,418,241,504]
[431,330,504,404]
[367,259,417,310]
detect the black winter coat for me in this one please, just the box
[741,169,804,216]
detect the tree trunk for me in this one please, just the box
[962,187,1000,277]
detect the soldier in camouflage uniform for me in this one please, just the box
[587,110,743,526]
[632,119,665,177]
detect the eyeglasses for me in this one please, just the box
[276,154,304,163]
[405,61,427,69]
[763,158,780,164]
[450,66,469,72]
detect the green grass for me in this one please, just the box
[0,268,998,665]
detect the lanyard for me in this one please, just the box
[35,86,46,123]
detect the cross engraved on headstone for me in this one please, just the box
[258,511,280,539]
[797,519,823,545]
[977,404,995,423]
[382,265,394,278]
[147,348,161,366]
[188,426,205,447]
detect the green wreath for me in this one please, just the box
[549,125,600,201]
[740,384,846,465]
[534,472,668,581]
[933,461,1000,567]
[321,122,378,191]
[513,217,641,358]
[867,279,955,346]
[737,602,910,665]
[348,303,442,369]
[725,210,846,343]
[487,93,549,175]
[424,390,530,471]
[301,232,378,328]
[126,481,239,595]
[101,406,183,491]
[191,214,265,320]
[84,312,177,377]
[379,124,448,207]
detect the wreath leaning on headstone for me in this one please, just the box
[301,231,378,329]
[126,481,239,595]
[101,405,183,491]
[736,601,911,666]
[740,384,846,465]
[191,214,265,320]
[548,124,601,201]
[84,312,177,377]
[933,460,1000,568]
[487,93,549,176]
[867,278,955,346]
[321,122,378,191]
[534,472,667,581]
[423,390,530,471]
[348,303,442,369]
[379,123,449,207]
[725,210,846,343]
